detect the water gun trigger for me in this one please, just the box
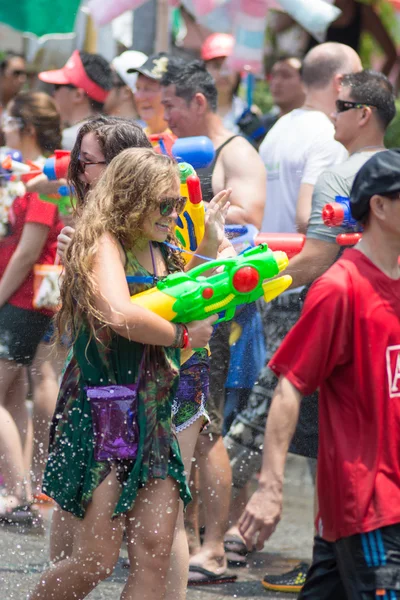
[214,307,236,324]
[262,275,293,303]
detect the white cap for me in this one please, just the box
[112,51,148,92]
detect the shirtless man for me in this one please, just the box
[161,59,266,585]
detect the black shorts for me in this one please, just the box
[0,303,51,366]
[299,527,400,600]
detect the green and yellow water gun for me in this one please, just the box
[130,244,292,323]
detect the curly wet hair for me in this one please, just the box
[58,147,184,341]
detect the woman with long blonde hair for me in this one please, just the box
[29,148,217,600]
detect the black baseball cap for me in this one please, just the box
[127,52,169,81]
[350,149,400,221]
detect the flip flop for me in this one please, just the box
[224,535,249,567]
[188,565,238,586]
[0,501,42,528]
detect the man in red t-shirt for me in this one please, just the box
[238,149,400,599]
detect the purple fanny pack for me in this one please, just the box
[86,384,139,461]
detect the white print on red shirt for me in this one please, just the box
[386,345,400,398]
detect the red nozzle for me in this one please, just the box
[322,203,345,226]
[336,233,362,246]
[232,266,260,293]
[186,175,203,205]
[54,155,70,180]
[2,156,12,170]
[255,233,305,258]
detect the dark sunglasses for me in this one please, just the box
[11,70,27,78]
[335,99,377,113]
[77,154,107,171]
[159,196,186,217]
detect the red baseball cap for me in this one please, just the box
[201,34,234,62]
[38,50,109,103]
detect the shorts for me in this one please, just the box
[201,322,231,437]
[0,303,51,366]
[224,293,319,489]
[172,350,210,433]
[299,527,400,600]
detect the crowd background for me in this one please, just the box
[0,0,400,598]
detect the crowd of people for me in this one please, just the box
[0,24,399,600]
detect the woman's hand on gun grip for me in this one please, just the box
[57,226,75,263]
[204,188,231,247]
[186,315,217,348]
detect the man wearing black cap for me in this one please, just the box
[238,149,400,599]
[128,52,171,136]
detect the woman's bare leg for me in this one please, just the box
[30,342,68,494]
[29,468,124,600]
[165,418,203,600]
[122,476,180,600]
[0,359,31,504]
[49,505,78,563]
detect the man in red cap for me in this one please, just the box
[39,50,113,150]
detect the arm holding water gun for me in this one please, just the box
[130,244,292,323]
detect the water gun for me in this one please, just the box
[42,150,70,181]
[322,195,364,246]
[1,150,73,216]
[224,226,306,259]
[236,72,267,146]
[149,134,215,169]
[175,163,205,262]
[130,244,292,323]
[322,196,358,228]
[1,152,41,182]
[256,232,306,258]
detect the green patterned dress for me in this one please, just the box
[43,245,191,519]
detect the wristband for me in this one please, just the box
[182,325,190,349]
[171,324,184,348]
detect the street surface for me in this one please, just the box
[0,455,314,599]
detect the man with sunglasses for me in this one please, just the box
[239,147,400,600]
[226,68,396,592]
[38,51,113,150]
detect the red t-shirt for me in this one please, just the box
[0,192,63,315]
[269,249,400,542]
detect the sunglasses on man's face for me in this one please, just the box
[159,196,186,217]
[335,99,377,113]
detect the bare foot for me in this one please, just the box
[189,547,227,575]
[0,495,23,513]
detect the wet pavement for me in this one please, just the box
[0,456,314,599]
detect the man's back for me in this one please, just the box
[260,108,347,233]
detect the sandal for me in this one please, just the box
[224,534,249,567]
[0,497,43,528]
[188,565,238,586]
